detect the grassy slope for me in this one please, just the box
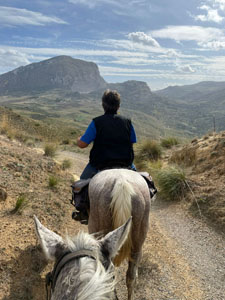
[0,106,81,145]
[0,90,194,140]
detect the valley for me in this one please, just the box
[1,56,225,139]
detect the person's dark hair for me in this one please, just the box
[102,89,120,113]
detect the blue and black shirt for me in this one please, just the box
[81,112,136,170]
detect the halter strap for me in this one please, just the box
[46,249,98,299]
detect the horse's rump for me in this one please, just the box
[88,169,150,265]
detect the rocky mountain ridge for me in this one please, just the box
[1,56,225,137]
[0,56,107,95]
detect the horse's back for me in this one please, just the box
[88,169,150,234]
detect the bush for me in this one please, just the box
[48,176,59,188]
[135,140,162,165]
[61,159,72,170]
[13,194,28,213]
[156,165,188,201]
[161,137,179,148]
[44,144,57,157]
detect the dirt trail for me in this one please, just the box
[1,143,224,300]
[57,150,225,300]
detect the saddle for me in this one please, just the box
[71,171,157,224]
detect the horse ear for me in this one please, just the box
[34,215,65,261]
[100,217,132,260]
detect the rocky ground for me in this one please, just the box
[0,135,225,300]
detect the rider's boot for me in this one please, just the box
[72,210,88,225]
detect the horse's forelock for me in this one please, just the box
[65,231,99,253]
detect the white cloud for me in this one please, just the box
[0,45,148,63]
[212,0,225,10]
[109,57,163,66]
[177,65,195,73]
[128,32,160,48]
[151,26,224,43]
[68,0,124,9]
[0,49,30,69]
[68,0,150,16]
[195,5,224,23]
[0,6,67,26]
[199,39,225,49]
[99,65,161,74]
[101,38,163,53]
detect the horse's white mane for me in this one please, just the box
[57,232,116,300]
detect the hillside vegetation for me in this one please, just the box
[135,133,225,232]
[2,55,225,138]
[0,106,81,145]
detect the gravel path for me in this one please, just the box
[150,200,225,300]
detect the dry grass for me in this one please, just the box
[135,140,162,169]
[44,143,58,157]
[61,159,72,170]
[156,165,188,201]
[12,194,28,213]
[48,175,59,188]
[160,137,179,148]
[0,106,81,145]
[170,146,197,167]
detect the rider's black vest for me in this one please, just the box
[90,113,134,170]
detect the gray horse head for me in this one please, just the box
[34,215,132,300]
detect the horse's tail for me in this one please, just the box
[110,177,135,266]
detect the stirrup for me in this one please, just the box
[72,211,88,225]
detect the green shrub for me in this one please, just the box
[61,159,72,170]
[136,140,162,163]
[44,144,57,157]
[13,194,28,213]
[156,165,188,201]
[161,137,179,148]
[48,176,59,188]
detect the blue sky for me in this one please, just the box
[1,0,225,90]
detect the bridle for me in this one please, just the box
[45,249,98,300]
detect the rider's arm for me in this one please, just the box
[130,124,137,143]
[77,121,96,148]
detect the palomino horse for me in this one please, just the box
[34,215,131,300]
[88,169,151,300]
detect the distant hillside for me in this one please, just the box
[1,56,225,138]
[155,81,225,103]
[0,106,81,143]
[0,56,107,95]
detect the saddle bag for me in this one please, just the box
[71,179,91,212]
[139,172,157,198]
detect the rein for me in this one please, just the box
[45,249,98,300]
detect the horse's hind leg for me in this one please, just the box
[126,251,142,300]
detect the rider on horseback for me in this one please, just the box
[78,89,137,178]
[72,89,137,223]
[72,89,156,224]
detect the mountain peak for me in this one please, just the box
[0,56,107,95]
